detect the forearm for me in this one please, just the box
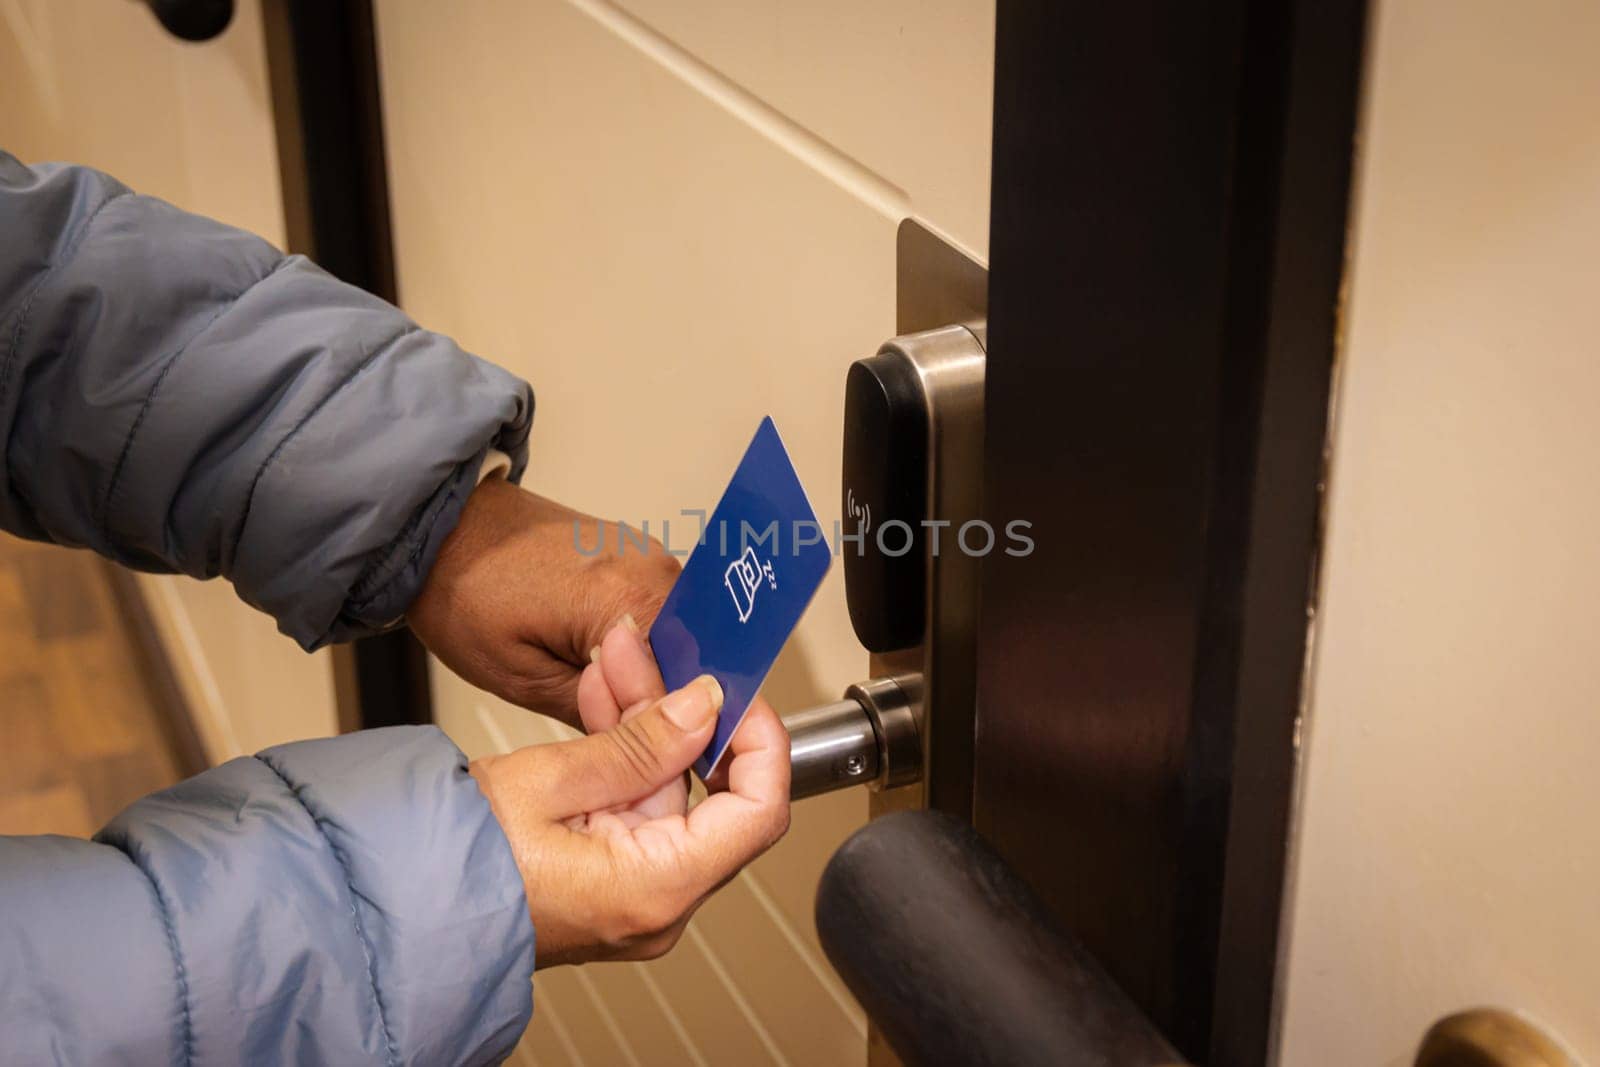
[0,726,535,1065]
[0,151,533,648]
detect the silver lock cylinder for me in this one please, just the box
[846,675,922,790]
[787,675,920,800]
[788,699,881,799]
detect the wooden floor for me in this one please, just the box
[0,533,183,837]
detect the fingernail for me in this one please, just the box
[588,645,602,665]
[698,674,724,708]
[660,674,722,730]
[617,612,651,654]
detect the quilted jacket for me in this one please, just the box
[0,152,538,1065]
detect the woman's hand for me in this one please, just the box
[470,671,791,967]
[573,615,709,819]
[408,477,682,730]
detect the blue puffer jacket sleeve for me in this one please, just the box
[0,150,533,649]
[0,151,539,1063]
[0,728,536,1065]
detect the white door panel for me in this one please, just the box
[376,2,993,1060]
[606,0,993,254]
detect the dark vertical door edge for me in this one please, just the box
[1207,1,1367,1061]
[261,0,431,731]
[977,0,1365,1061]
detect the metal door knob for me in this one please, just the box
[1415,1009,1575,1067]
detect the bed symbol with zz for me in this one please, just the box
[724,547,777,624]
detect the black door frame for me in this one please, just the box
[978,1,1367,1061]
[260,0,431,732]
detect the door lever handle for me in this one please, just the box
[817,809,1184,1066]
[144,0,234,41]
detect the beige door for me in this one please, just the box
[1277,0,1600,1061]
[370,2,992,1063]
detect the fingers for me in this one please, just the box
[543,675,722,816]
[674,693,791,886]
[717,694,790,809]
[701,694,782,795]
[600,616,668,716]
[589,617,686,817]
[490,682,788,969]
[578,617,667,734]
[594,701,787,943]
[576,660,622,732]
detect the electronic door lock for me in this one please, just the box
[784,322,986,805]
[781,221,986,811]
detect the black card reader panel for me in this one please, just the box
[842,352,928,653]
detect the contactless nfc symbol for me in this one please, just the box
[724,546,777,624]
[847,488,871,536]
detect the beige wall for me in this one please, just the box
[1279,1,1600,1062]
[372,1,992,1063]
[0,0,337,758]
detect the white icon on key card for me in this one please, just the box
[725,547,777,624]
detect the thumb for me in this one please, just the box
[548,675,722,815]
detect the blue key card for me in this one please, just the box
[649,417,832,778]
